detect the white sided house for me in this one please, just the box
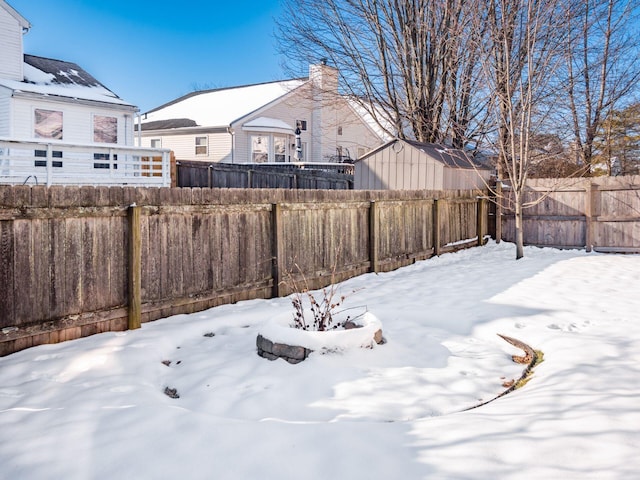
[0,0,170,186]
[354,138,494,190]
[137,63,387,166]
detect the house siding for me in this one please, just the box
[12,97,135,145]
[233,88,312,163]
[209,133,232,162]
[0,6,24,81]
[0,87,11,136]
[139,132,232,163]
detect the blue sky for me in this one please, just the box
[10,0,288,112]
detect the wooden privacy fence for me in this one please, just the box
[175,160,354,190]
[0,186,488,356]
[499,176,640,252]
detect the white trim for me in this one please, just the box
[0,0,31,30]
[249,132,292,163]
[0,137,171,186]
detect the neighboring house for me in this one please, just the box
[354,138,494,190]
[0,0,169,186]
[137,63,388,165]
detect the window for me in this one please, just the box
[34,109,63,140]
[93,153,118,169]
[150,138,161,149]
[94,115,117,143]
[195,136,208,155]
[251,135,269,163]
[34,149,63,167]
[337,126,343,136]
[296,120,307,131]
[274,136,286,162]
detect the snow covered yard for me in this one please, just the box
[1,241,639,479]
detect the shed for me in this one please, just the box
[353,138,494,190]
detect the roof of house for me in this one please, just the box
[138,118,198,131]
[1,0,31,30]
[360,138,493,170]
[0,54,134,107]
[141,79,307,129]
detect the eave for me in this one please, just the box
[10,90,137,112]
[136,126,231,137]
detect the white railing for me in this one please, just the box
[0,138,171,187]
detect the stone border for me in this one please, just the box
[256,325,384,364]
[256,334,312,364]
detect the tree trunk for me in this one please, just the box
[514,193,525,260]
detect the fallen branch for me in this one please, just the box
[463,334,541,411]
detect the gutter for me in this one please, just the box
[10,90,137,112]
[228,127,235,164]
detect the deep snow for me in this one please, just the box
[1,241,639,479]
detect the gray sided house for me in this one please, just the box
[354,139,494,190]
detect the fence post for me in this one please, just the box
[433,199,441,255]
[271,203,284,297]
[369,200,378,273]
[495,181,502,243]
[174,160,180,188]
[208,164,213,188]
[46,143,53,187]
[585,181,598,252]
[477,197,487,246]
[128,205,142,329]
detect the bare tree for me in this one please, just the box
[479,0,567,258]
[276,0,490,147]
[563,0,640,171]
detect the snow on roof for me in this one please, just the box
[142,79,306,128]
[346,98,395,142]
[0,54,134,107]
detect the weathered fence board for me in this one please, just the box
[500,176,640,251]
[176,161,353,190]
[1,186,487,356]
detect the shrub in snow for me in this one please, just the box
[287,266,360,332]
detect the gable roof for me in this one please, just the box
[0,0,31,30]
[0,54,134,107]
[359,138,493,170]
[141,79,306,129]
[138,118,198,131]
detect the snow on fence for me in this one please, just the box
[0,138,171,187]
[0,186,488,356]
[499,176,640,253]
